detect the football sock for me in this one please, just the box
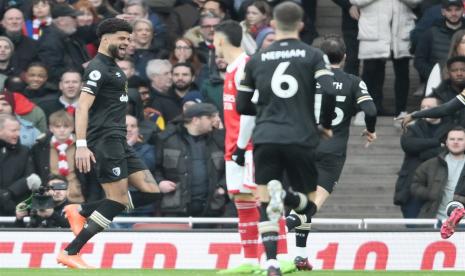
[235,200,260,261]
[65,199,126,255]
[261,231,279,261]
[276,216,288,254]
[128,191,162,209]
[295,223,311,258]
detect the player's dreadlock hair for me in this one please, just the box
[96,18,133,38]
[214,19,242,47]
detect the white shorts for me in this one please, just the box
[226,150,256,194]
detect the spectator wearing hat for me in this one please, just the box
[255,26,274,50]
[0,36,21,87]
[0,8,39,74]
[37,3,92,83]
[415,0,465,85]
[0,90,42,148]
[3,76,48,134]
[155,103,226,218]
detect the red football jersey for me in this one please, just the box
[223,52,253,160]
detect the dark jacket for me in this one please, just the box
[0,139,34,215]
[414,19,465,80]
[411,151,465,218]
[394,119,452,206]
[0,30,39,73]
[30,134,101,202]
[150,87,183,122]
[154,124,226,216]
[38,25,90,82]
[432,80,465,127]
[331,0,358,32]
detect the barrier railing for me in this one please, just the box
[0,216,452,229]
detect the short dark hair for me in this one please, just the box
[447,55,465,68]
[320,34,346,64]
[61,68,82,80]
[215,20,242,47]
[273,1,303,32]
[96,18,132,38]
[448,126,465,137]
[172,62,195,76]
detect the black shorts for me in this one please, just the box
[90,136,147,184]
[315,152,346,194]
[254,143,318,194]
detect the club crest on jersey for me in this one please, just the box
[120,94,129,102]
[89,70,101,81]
[112,167,121,176]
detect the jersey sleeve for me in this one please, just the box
[354,79,373,104]
[458,90,465,105]
[238,60,255,93]
[81,62,105,96]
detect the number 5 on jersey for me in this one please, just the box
[314,93,346,126]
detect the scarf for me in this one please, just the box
[31,17,51,40]
[52,135,74,176]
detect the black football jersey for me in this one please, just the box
[315,68,373,155]
[239,38,333,147]
[81,53,129,144]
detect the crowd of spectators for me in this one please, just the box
[2,0,465,228]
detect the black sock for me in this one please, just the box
[129,191,162,208]
[79,199,106,218]
[284,191,303,210]
[301,200,317,219]
[259,202,269,221]
[261,232,278,260]
[65,199,126,255]
[295,228,309,248]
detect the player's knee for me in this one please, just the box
[295,200,317,218]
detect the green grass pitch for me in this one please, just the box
[0,269,464,276]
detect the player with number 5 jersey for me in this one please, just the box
[291,35,377,271]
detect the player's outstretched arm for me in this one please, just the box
[400,96,464,128]
[75,92,96,173]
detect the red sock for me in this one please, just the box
[277,216,288,254]
[235,200,260,259]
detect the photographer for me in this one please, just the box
[15,175,70,228]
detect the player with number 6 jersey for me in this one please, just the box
[237,2,337,275]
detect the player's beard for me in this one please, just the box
[108,44,124,60]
